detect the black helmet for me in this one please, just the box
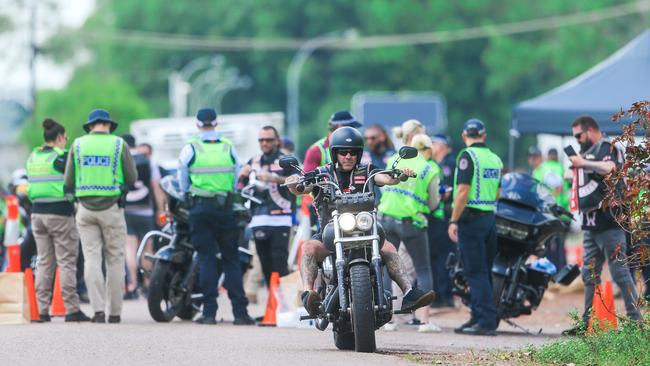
[329,127,364,163]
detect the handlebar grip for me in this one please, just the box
[399,173,409,182]
[296,184,305,193]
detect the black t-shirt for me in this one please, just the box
[455,142,487,185]
[31,146,75,216]
[581,140,623,231]
[311,163,377,227]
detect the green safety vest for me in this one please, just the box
[26,146,69,203]
[312,137,330,166]
[188,138,236,196]
[533,160,569,209]
[454,146,503,212]
[428,159,445,219]
[379,154,437,227]
[73,134,125,197]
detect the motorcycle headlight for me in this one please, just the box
[338,213,357,232]
[355,212,373,231]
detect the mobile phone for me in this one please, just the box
[564,145,577,157]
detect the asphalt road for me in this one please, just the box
[0,289,579,366]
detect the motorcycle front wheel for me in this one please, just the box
[349,264,376,353]
[333,329,355,350]
[148,260,187,322]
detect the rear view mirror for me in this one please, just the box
[279,156,299,169]
[398,146,418,159]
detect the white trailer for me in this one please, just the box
[130,112,284,171]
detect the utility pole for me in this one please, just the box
[28,0,37,112]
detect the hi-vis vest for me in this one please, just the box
[73,134,125,197]
[312,137,331,166]
[188,137,235,196]
[454,146,503,212]
[379,154,437,227]
[26,147,69,203]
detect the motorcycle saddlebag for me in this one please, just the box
[553,264,581,286]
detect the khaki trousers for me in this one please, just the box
[32,213,81,315]
[76,203,126,316]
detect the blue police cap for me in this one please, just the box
[196,108,217,125]
[463,118,486,137]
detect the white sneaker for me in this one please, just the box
[383,322,398,332]
[418,322,442,333]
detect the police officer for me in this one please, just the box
[379,121,440,333]
[303,111,362,172]
[178,107,253,325]
[448,119,502,336]
[533,147,569,269]
[428,134,456,309]
[64,109,137,323]
[237,126,296,286]
[27,118,90,322]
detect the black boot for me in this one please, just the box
[400,288,435,312]
[65,310,91,322]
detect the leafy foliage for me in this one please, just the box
[36,0,650,160]
[24,68,150,148]
[531,313,650,366]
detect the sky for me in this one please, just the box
[0,0,95,104]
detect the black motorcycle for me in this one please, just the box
[280,146,418,353]
[136,175,253,322]
[448,172,580,329]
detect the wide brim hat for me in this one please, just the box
[84,109,118,133]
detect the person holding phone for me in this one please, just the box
[563,115,642,335]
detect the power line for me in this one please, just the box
[79,1,650,51]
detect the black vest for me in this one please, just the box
[126,153,153,208]
[314,163,371,227]
[249,153,295,217]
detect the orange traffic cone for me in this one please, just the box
[50,269,66,317]
[24,268,40,321]
[259,272,280,326]
[587,280,617,335]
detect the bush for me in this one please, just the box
[531,313,650,366]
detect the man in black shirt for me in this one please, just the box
[564,115,641,335]
[238,126,296,286]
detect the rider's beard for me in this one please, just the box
[579,139,594,153]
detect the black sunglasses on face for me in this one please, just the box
[337,149,355,157]
[573,131,584,140]
[258,138,276,143]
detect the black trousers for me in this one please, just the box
[252,226,291,286]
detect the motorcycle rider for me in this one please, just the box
[285,126,435,316]
[448,119,503,336]
[303,110,362,172]
[237,125,296,286]
[178,107,254,325]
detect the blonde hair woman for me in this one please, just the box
[378,126,441,333]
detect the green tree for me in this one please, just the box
[49,0,650,165]
[24,69,151,148]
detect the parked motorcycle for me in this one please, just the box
[280,146,418,353]
[136,175,253,322]
[448,172,580,329]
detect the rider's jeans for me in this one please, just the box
[457,213,497,329]
[190,203,249,319]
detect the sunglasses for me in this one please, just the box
[573,131,584,140]
[258,138,276,143]
[337,149,356,157]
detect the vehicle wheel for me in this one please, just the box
[333,330,355,350]
[148,261,179,322]
[349,264,376,353]
[491,273,507,325]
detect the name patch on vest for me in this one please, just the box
[483,169,500,179]
[82,155,111,167]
